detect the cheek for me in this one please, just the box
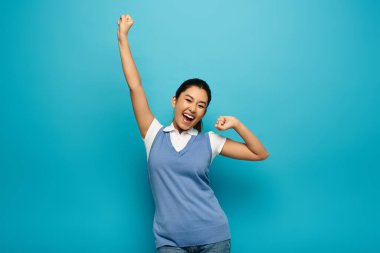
[197,111,206,120]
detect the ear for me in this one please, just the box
[171,96,176,108]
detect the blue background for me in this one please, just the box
[1,0,379,252]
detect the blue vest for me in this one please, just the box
[148,126,231,248]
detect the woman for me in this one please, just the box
[117,14,269,253]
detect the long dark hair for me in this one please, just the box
[175,78,212,132]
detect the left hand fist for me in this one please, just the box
[214,116,239,131]
[117,14,134,38]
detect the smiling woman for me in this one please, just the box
[181,93,207,124]
[171,80,210,132]
[117,13,269,253]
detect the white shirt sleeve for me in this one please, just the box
[208,131,227,162]
[142,118,163,161]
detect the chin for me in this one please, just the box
[180,122,192,130]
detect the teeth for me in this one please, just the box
[184,113,195,119]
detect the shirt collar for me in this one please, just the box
[163,122,198,136]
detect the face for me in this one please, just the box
[171,86,209,132]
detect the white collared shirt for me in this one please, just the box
[143,118,227,163]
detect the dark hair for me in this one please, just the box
[175,78,212,132]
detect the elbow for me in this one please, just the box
[246,152,269,161]
[258,152,270,161]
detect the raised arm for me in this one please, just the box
[117,14,154,139]
[215,116,269,161]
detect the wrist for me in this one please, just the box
[118,34,129,43]
[233,120,242,131]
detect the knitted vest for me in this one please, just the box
[148,126,231,248]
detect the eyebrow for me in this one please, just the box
[185,94,207,105]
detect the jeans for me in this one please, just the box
[157,239,231,253]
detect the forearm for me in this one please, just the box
[118,36,142,90]
[233,121,269,157]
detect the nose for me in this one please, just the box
[189,104,196,113]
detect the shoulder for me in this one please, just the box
[143,118,163,142]
[143,118,163,160]
[207,131,227,159]
[208,131,227,143]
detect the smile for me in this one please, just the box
[182,113,195,124]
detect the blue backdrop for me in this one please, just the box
[1,0,379,252]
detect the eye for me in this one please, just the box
[185,99,192,102]
[198,105,205,109]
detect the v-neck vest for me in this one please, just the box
[148,126,231,248]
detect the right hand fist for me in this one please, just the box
[117,14,134,38]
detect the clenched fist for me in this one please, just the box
[215,116,240,131]
[117,14,134,38]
